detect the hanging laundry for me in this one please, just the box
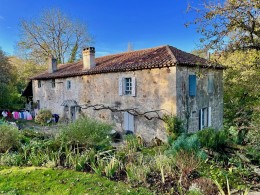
[23,111,27,120]
[1,111,7,118]
[12,111,19,119]
[7,111,12,119]
[26,111,33,120]
[19,112,22,119]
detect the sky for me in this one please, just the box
[0,0,203,57]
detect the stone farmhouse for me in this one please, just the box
[25,45,224,142]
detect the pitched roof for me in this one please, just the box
[31,45,223,80]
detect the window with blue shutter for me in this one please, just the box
[189,75,196,96]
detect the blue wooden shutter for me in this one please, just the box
[189,75,196,96]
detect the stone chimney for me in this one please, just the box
[82,47,95,70]
[48,55,57,73]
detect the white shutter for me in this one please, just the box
[124,112,128,130]
[208,107,212,127]
[131,77,136,96]
[119,77,123,96]
[128,113,134,132]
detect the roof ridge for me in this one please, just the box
[165,45,178,64]
[96,45,167,59]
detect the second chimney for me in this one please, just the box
[83,47,95,70]
[48,55,57,73]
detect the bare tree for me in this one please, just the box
[18,8,93,64]
[187,0,260,51]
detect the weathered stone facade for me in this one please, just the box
[176,66,223,132]
[30,45,224,142]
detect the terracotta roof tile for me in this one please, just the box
[31,45,223,80]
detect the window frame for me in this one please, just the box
[124,77,132,95]
[199,107,212,130]
[119,76,136,96]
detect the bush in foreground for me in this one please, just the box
[0,124,20,153]
[60,117,112,149]
[197,128,228,152]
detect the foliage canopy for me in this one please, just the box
[19,8,93,64]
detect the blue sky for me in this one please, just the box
[0,0,203,57]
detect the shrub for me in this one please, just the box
[197,128,228,151]
[0,124,20,153]
[245,146,260,165]
[167,134,206,159]
[60,117,112,149]
[163,115,184,143]
[35,109,52,125]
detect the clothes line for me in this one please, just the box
[1,110,33,120]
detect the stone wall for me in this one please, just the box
[33,67,177,142]
[176,66,223,132]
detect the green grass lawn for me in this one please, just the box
[0,167,151,195]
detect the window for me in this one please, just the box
[38,80,41,88]
[67,80,71,90]
[124,112,134,132]
[208,74,214,94]
[124,78,132,95]
[119,77,136,96]
[199,107,212,130]
[189,75,196,96]
[51,79,55,88]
